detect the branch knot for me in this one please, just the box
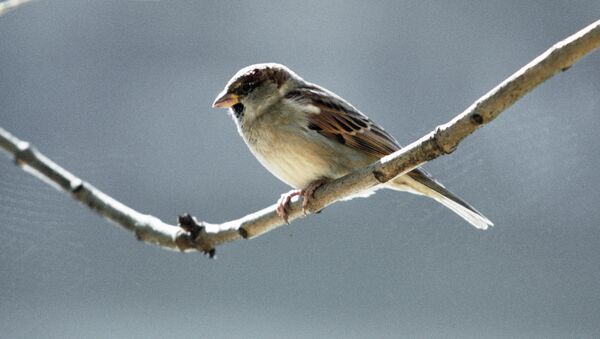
[432,127,457,155]
[177,213,216,258]
[13,141,32,166]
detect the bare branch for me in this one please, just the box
[0,128,237,255]
[0,0,32,17]
[1,20,599,255]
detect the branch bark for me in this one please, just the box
[1,20,599,256]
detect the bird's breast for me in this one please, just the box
[239,111,364,189]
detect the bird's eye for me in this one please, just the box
[241,82,256,94]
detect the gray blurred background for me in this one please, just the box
[1,1,599,338]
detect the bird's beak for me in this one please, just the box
[212,90,239,108]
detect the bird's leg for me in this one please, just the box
[277,189,302,224]
[301,178,330,215]
[276,178,330,223]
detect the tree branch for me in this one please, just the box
[1,20,599,256]
[0,0,32,17]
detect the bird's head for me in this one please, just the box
[212,63,301,120]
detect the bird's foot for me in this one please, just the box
[301,178,330,214]
[277,189,302,224]
[276,178,331,223]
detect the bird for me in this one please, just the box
[212,63,493,229]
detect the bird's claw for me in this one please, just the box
[276,178,330,222]
[301,178,329,214]
[277,189,301,223]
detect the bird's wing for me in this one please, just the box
[285,84,445,188]
[286,84,401,158]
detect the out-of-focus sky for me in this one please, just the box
[1,1,600,338]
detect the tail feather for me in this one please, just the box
[388,169,493,230]
[430,193,493,230]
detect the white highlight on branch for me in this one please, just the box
[0,0,32,16]
[1,19,599,256]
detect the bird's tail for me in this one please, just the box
[387,169,493,230]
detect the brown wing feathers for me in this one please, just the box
[292,86,401,158]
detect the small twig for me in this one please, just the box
[1,19,599,255]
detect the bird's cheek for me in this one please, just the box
[232,103,245,118]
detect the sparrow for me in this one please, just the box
[212,63,493,229]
